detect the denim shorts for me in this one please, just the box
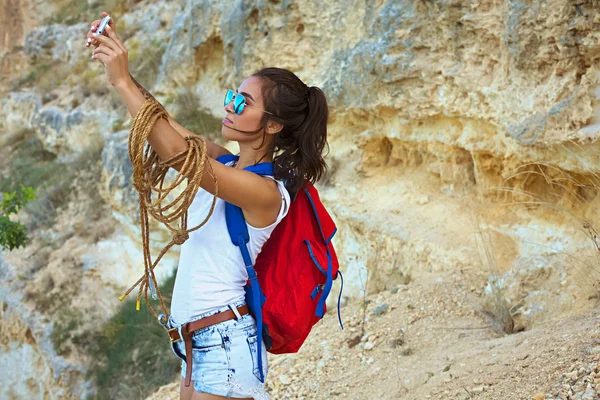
[168,301,269,399]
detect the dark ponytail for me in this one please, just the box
[252,68,329,193]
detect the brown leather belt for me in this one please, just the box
[168,305,249,387]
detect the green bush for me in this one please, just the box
[83,271,180,399]
[0,184,36,251]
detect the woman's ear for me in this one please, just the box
[266,120,284,135]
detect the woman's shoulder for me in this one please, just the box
[244,175,290,230]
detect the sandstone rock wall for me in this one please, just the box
[2,0,600,398]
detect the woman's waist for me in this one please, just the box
[168,299,256,337]
[170,291,247,324]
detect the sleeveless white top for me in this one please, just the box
[170,162,290,324]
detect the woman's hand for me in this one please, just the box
[91,24,131,88]
[86,11,115,48]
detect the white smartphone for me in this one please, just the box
[96,15,111,35]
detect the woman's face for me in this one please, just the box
[221,76,267,141]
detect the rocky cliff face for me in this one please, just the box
[1,0,600,398]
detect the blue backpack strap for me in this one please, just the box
[215,154,239,165]
[245,162,274,176]
[215,153,274,177]
[224,202,266,382]
[222,161,274,383]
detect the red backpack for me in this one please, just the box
[216,155,344,382]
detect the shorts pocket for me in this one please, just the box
[246,334,262,381]
[192,342,225,352]
[191,326,224,350]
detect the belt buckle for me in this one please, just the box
[168,327,181,343]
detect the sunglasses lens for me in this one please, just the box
[224,90,234,107]
[234,94,245,115]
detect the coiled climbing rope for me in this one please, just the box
[119,98,218,320]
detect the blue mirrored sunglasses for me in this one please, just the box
[224,89,276,116]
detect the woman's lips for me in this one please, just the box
[222,118,233,125]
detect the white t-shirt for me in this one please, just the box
[170,163,291,324]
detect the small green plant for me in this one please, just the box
[112,118,126,132]
[50,310,83,356]
[474,221,516,335]
[0,185,36,251]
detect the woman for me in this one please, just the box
[86,12,329,400]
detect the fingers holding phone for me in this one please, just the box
[86,12,116,48]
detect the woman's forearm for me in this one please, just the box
[114,76,147,119]
[129,73,161,104]
[114,78,188,165]
[125,74,231,160]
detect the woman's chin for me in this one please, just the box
[221,124,259,141]
[221,124,235,140]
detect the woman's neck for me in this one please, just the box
[235,146,273,169]
[234,156,273,170]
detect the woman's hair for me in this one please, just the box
[251,67,329,193]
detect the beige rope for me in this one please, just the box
[119,98,218,319]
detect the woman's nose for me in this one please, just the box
[224,99,234,113]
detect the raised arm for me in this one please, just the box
[90,19,282,228]
[128,73,232,160]
[114,76,281,227]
